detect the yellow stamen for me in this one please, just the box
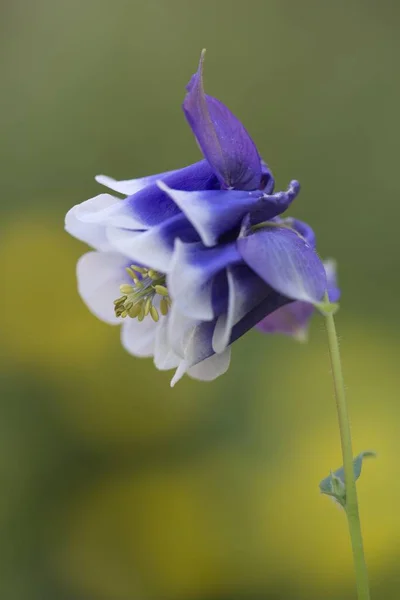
[150,306,159,322]
[144,297,152,316]
[113,267,172,322]
[120,284,135,294]
[153,284,169,296]
[160,297,169,315]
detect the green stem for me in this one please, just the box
[324,310,370,600]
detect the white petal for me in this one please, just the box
[74,193,143,229]
[188,348,231,381]
[65,194,118,250]
[170,360,188,387]
[167,240,215,320]
[106,226,172,273]
[77,251,128,324]
[153,319,180,370]
[121,315,158,357]
[167,304,200,358]
[95,169,178,196]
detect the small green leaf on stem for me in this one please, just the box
[319,451,376,508]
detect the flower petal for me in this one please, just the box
[188,348,231,382]
[212,265,273,353]
[167,304,200,359]
[122,159,219,227]
[256,300,314,340]
[153,318,181,370]
[324,259,341,303]
[283,217,316,248]
[238,226,327,303]
[106,213,199,273]
[95,168,180,196]
[76,251,130,324]
[158,181,264,247]
[256,258,340,339]
[68,192,144,231]
[249,181,301,226]
[169,286,289,381]
[121,315,158,357]
[183,51,261,191]
[260,161,275,194]
[65,194,121,250]
[167,240,242,320]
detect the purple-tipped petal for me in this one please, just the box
[91,160,219,231]
[183,51,261,191]
[106,213,199,273]
[158,181,264,247]
[167,240,242,320]
[238,226,327,304]
[124,159,219,227]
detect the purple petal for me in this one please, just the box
[260,161,275,194]
[238,226,327,304]
[324,259,341,303]
[256,301,314,339]
[283,217,316,248]
[158,181,264,247]
[183,51,262,191]
[256,258,340,338]
[250,181,300,225]
[167,240,242,320]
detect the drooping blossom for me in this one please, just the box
[65,51,335,386]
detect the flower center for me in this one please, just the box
[114,265,171,322]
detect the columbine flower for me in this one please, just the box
[65,51,335,386]
[256,258,340,341]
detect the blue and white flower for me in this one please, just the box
[65,51,338,386]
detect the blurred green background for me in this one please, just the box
[1,0,400,598]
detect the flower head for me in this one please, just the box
[65,51,335,386]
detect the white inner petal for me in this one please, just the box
[121,314,159,357]
[77,251,129,325]
[154,318,180,370]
